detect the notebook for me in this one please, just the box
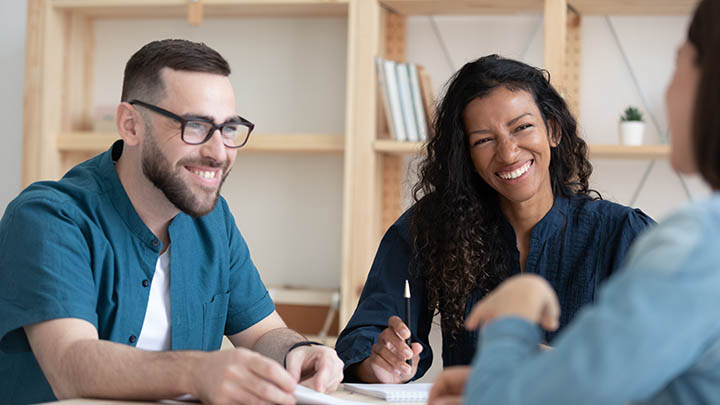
[294,385,369,405]
[343,383,432,402]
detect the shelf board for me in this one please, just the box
[50,0,349,18]
[374,139,425,154]
[380,0,697,15]
[242,134,344,152]
[589,144,669,159]
[267,286,339,306]
[570,0,699,15]
[380,0,544,15]
[374,139,670,159]
[58,132,345,153]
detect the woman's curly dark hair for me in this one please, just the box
[410,54,597,340]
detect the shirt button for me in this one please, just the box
[142,279,149,287]
[152,239,160,247]
[129,335,137,343]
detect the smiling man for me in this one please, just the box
[0,39,343,405]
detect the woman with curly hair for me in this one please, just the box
[335,54,655,384]
[430,1,720,403]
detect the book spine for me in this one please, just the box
[408,63,428,142]
[396,62,419,142]
[376,57,398,140]
[383,60,407,141]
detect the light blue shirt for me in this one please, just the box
[0,141,275,404]
[465,193,720,404]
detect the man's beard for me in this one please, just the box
[141,127,230,218]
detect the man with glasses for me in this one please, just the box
[0,39,343,404]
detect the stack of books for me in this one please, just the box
[376,57,435,142]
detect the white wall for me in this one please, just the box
[0,1,26,215]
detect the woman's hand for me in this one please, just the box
[354,316,423,383]
[465,274,561,331]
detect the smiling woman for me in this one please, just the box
[335,54,656,384]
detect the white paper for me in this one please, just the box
[295,385,371,405]
[343,383,432,402]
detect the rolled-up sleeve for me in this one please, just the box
[222,199,275,336]
[335,213,434,380]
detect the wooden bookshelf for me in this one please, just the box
[357,1,694,324]
[58,132,345,154]
[24,0,355,328]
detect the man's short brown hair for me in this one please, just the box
[120,39,231,103]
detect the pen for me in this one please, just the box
[404,279,411,366]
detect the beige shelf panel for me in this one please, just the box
[381,0,544,15]
[374,139,425,154]
[570,0,699,15]
[267,286,339,307]
[51,0,349,18]
[374,139,670,159]
[58,132,345,153]
[380,0,698,15]
[589,144,670,159]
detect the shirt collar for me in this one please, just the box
[530,194,569,243]
[498,194,570,244]
[97,140,162,250]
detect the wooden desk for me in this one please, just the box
[40,385,426,405]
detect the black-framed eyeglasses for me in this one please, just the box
[129,99,254,148]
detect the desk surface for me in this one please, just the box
[41,385,426,405]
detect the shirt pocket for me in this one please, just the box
[202,290,230,351]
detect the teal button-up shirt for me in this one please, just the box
[0,141,275,404]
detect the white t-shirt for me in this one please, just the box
[136,247,172,351]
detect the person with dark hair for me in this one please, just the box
[429,0,720,403]
[335,54,654,383]
[0,39,343,404]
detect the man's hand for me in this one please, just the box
[428,366,471,405]
[465,274,561,331]
[284,344,344,393]
[355,316,423,383]
[191,347,297,405]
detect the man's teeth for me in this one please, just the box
[192,170,216,179]
[498,161,531,180]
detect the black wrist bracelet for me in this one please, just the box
[283,340,324,368]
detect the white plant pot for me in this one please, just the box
[619,121,645,146]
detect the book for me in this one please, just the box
[416,65,436,139]
[376,57,398,141]
[382,59,407,141]
[343,383,432,402]
[396,62,420,142]
[407,63,428,142]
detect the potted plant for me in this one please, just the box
[619,106,646,146]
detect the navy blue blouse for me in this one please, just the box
[336,194,655,381]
